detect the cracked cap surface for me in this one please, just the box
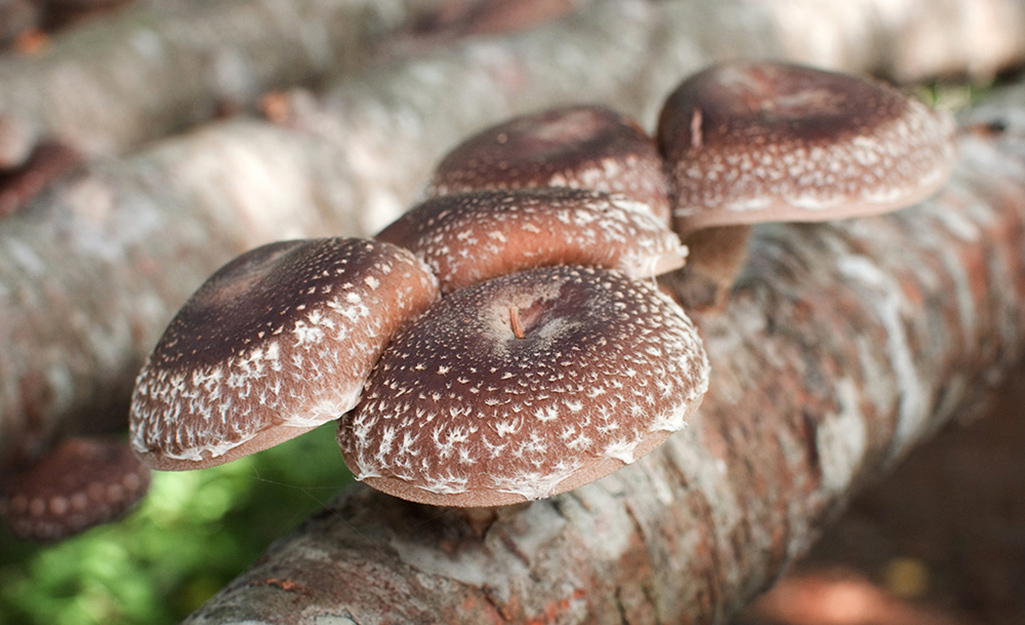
[130,238,439,470]
[658,61,957,232]
[339,265,710,507]
[377,187,686,294]
[426,104,671,223]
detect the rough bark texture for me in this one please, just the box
[735,363,1025,625]
[179,99,1025,625]
[0,0,454,166]
[3,0,1024,468]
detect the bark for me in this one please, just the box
[179,97,1025,625]
[0,0,456,166]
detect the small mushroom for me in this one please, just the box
[657,60,957,306]
[0,141,81,219]
[338,265,710,507]
[376,187,686,293]
[40,0,135,32]
[130,237,439,470]
[425,104,672,223]
[0,0,38,49]
[0,436,150,542]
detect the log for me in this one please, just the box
[0,0,456,167]
[736,362,1025,625]
[179,95,1025,624]
[3,0,1024,466]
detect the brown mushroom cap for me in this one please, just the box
[376,187,686,294]
[658,60,957,232]
[0,437,150,542]
[425,104,672,223]
[339,265,710,507]
[130,238,439,471]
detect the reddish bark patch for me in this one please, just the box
[0,142,80,219]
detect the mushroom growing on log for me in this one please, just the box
[0,436,149,541]
[376,187,686,293]
[424,104,671,223]
[339,265,709,507]
[657,60,957,307]
[124,61,958,531]
[129,238,439,471]
[177,84,1025,624]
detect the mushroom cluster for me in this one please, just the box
[129,102,707,509]
[125,60,955,514]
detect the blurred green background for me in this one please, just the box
[0,424,351,625]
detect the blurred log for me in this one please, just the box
[179,95,1025,624]
[0,0,456,167]
[1,0,1025,500]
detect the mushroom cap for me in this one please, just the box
[339,265,710,507]
[376,187,686,294]
[130,238,439,471]
[425,104,672,223]
[0,437,150,542]
[658,60,957,232]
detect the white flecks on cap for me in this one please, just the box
[376,187,686,294]
[425,105,672,223]
[338,265,710,508]
[130,238,439,471]
[658,61,958,232]
[0,437,151,542]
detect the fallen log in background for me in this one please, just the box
[0,0,455,166]
[180,95,1025,624]
[3,0,1024,470]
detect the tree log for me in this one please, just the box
[0,0,457,167]
[2,0,1022,465]
[1,0,1024,488]
[179,96,1025,624]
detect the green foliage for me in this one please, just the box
[914,78,992,111]
[0,424,351,625]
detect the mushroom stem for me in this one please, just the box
[457,501,532,536]
[509,306,525,339]
[670,224,752,310]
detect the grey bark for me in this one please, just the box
[180,96,1025,624]
[0,0,455,166]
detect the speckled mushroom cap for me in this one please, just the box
[425,105,672,223]
[130,238,439,471]
[658,60,957,233]
[376,187,686,294]
[0,437,150,542]
[339,265,710,507]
